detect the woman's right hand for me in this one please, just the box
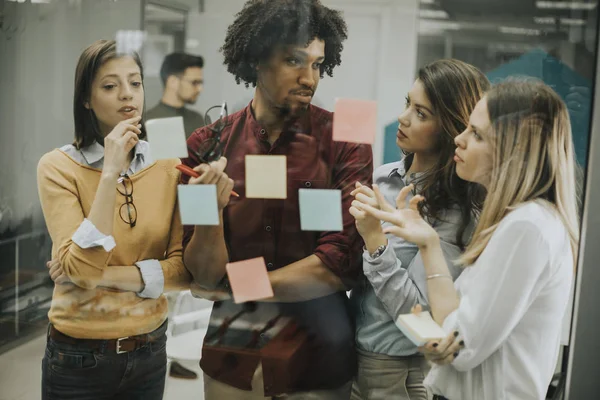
[102,116,142,177]
[349,182,386,247]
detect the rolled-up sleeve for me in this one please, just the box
[72,219,116,252]
[37,154,112,289]
[314,142,373,287]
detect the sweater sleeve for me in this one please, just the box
[37,152,112,289]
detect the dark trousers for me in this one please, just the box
[41,322,168,400]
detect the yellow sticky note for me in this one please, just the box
[333,98,378,144]
[226,257,274,304]
[245,155,287,199]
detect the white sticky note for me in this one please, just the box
[245,155,287,199]
[395,311,447,347]
[177,185,219,226]
[145,117,188,160]
[299,189,343,231]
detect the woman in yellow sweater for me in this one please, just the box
[37,40,191,399]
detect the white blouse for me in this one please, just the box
[424,201,573,400]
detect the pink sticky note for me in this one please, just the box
[226,257,274,304]
[332,98,378,144]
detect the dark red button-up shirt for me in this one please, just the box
[182,102,373,394]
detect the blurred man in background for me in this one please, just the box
[147,52,208,138]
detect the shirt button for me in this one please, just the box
[267,262,274,269]
[265,225,272,232]
[304,181,312,188]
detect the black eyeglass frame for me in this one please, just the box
[117,173,137,228]
[188,102,229,164]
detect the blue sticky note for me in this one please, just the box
[299,189,343,232]
[177,184,219,226]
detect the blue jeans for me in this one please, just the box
[41,322,168,400]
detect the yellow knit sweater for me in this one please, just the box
[37,150,191,339]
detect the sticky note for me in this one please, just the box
[332,98,378,144]
[226,257,274,304]
[299,189,343,231]
[245,155,287,199]
[116,30,147,56]
[395,311,447,347]
[177,184,219,226]
[145,117,188,160]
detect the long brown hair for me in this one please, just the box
[73,39,146,149]
[459,79,580,266]
[407,59,490,248]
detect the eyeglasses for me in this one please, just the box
[188,102,228,164]
[179,77,204,87]
[117,174,137,228]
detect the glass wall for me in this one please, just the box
[0,0,598,398]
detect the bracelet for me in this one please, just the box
[369,245,387,259]
[426,273,452,281]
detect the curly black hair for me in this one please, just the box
[221,0,348,87]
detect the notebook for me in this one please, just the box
[395,311,447,347]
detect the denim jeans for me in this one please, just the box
[41,322,168,400]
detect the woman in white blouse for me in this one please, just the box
[354,79,580,400]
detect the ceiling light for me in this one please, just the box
[561,17,586,26]
[419,9,449,19]
[419,20,461,33]
[534,16,556,24]
[499,26,542,35]
[536,1,597,10]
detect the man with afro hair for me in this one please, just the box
[181,1,373,398]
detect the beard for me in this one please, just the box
[184,96,198,105]
[276,100,309,120]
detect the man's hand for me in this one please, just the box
[46,259,72,285]
[190,280,232,301]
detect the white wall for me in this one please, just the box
[0,0,143,233]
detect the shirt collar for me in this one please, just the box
[388,157,425,183]
[80,140,148,166]
[244,101,314,142]
[388,160,407,179]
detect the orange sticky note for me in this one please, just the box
[332,98,377,144]
[226,257,274,304]
[245,155,287,199]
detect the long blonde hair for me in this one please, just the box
[459,79,580,266]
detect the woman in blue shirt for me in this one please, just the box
[349,59,489,400]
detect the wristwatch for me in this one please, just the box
[369,244,387,259]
